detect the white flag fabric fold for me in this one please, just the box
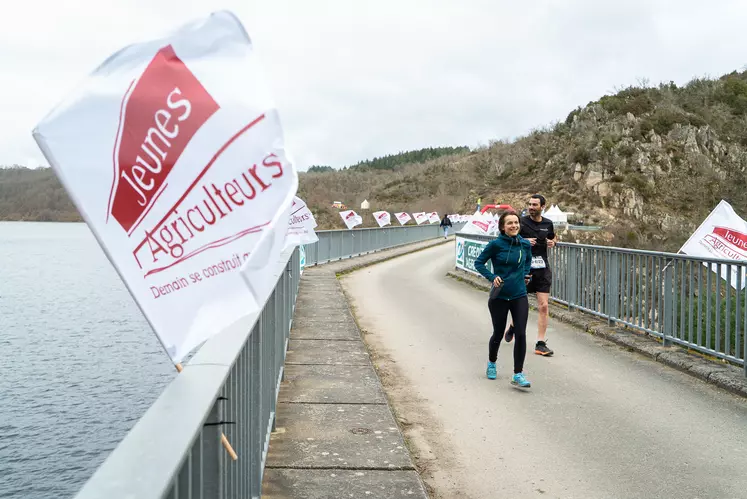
[679,199,747,289]
[395,212,412,225]
[32,11,298,362]
[373,211,391,227]
[460,210,492,235]
[285,196,318,249]
[340,210,363,229]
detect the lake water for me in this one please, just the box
[0,222,176,499]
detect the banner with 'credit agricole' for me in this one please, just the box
[32,11,298,362]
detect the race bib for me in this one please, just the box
[531,256,546,269]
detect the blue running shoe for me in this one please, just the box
[511,372,531,388]
[486,361,497,380]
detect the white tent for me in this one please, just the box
[544,204,568,224]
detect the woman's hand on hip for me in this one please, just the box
[493,276,503,287]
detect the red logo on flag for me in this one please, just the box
[713,226,747,251]
[108,45,220,235]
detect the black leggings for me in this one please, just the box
[487,295,529,373]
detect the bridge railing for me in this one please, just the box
[455,233,747,376]
[73,223,455,499]
[304,222,464,266]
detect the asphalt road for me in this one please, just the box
[340,243,747,499]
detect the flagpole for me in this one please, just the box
[176,363,239,461]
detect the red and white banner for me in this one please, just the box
[680,200,747,289]
[373,211,391,227]
[428,212,440,224]
[285,196,318,249]
[340,210,363,229]
[395,212,412,225]
[32,11,298,362]
[413,212,428,225]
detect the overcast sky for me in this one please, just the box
[2,1,747,171]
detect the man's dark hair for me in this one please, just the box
[531,194,546,207]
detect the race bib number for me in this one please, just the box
[531,256,546,269]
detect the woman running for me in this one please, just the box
[473,211,533,388]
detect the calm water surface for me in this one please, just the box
[0,222,175,499]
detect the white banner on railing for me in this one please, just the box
[414,212,428,225]
[679,199,747,289]
[285,196,318,249]
[32,11,298,363]
[455,235,491,276]
[428,212,440,224]
[395,212,412,225]
[340,210,363,229]
[373,211,391,227]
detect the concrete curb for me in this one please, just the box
[446,268,747,399]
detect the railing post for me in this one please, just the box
[608,251,620,325]
[201,401,223,499]
[663,261,673,346]
[568,247,577,311]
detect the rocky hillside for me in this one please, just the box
[303,71,747,250]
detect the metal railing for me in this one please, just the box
[457,233,747,375]
[305,223,464,266]
[550,243,746,375]
[73,223,454,499]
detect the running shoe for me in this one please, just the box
[486,361,497,380]
[534,341,554,356]
[511,372,531,388]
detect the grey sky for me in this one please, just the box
[2,1,746,170]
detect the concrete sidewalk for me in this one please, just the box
[261,237,453,498]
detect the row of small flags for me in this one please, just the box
[338,210,470,230]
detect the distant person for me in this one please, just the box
[440,214,453,238]
[505,194,556,356]
[473,211,533,388]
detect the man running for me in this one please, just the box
[505,194,556,356]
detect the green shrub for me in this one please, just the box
[714,76,747,115]
[571,147,591,165]
[618,144,636,157]
[599,87,655,117]
[600,135,616,153]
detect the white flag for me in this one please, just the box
[373,211,391,227]
[340,210,363,229]
[395,212,412,225]
[428,212,440,224]
[413,212,428,225]
[32,11,298,363]
[285,195,318,249]
[679,200,747,289]
[460,211,492,235]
